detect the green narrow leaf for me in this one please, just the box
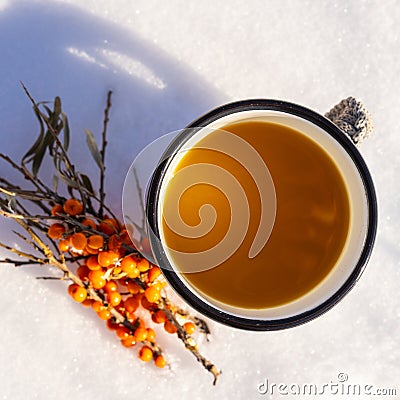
[49,97,62,131]
[61,112,70,152]
[80,173,95,195]
[22,107,45,162]
[53,175,59,192]
[54,96,62,118]
[31,142,47,177]
[32,130,55,176]
[57,171,78,189]
[84,129,104,172]
[43,105,52,118]
[67,185,74,199]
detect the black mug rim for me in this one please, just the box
[146,99,377,331]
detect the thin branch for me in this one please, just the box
[0,154,54,213]
[0,186,53,203]
[0,208,51,231]
[0,258,46,267]
[99,90,112,219]
[82,185,119,222]
[36,276,68,280]
[12,230,45,256]
[0,241,47,264]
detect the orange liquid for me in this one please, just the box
[161,121,350,308]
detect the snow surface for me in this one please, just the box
[0,1,399,399]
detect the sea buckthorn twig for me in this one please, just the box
[159,297,221,385]
[0,89,220,385]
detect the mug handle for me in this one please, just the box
[325,97,373,146]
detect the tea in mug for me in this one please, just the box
[161,120,350,309]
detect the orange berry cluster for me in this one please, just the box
[48,198,197,369]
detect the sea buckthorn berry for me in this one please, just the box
[127,268,140,279]
[136,318,146,329]
[134,327,148,342]
[132,238,141,249]
[51,204,63,216]
[119,278,129,287]
[126,315,137,325]
[127,280,141,295]
[98,219,117,235]
[146,328,156,342]
[109,250,120,262]
[183,321,196,335]
[85,244,98,255]
[124,296,139,313]
[106,318,119,331]
[89,270,106,289]
[121,336,136,348]
[120,256,137,274]
[67,283,75,296]
[70,232,87,251]
[116,326,130,340]
[154,282,164,291]
[68,284,87,303]
[153,310,167,324]
[98,250,119,268]
[148,266,161,282]
[114,219,123,231]
[48,223,65,239]
[58,238,70,252]
[133,292,144,301]
[81,299,93,307]
[97,251,113,268]
[107,291,122,307]
[77,265,90,281]
[120,229,133,245]
[63,198,83,216]
[137,258,150,272]
[104,281,118,293]
[141,296,156,311]
[97,309,111,320]
[151,313,158,324]
[87,234,104,250]
[138,346,153,362]
[144,285,161,303]
[115,303,125,314]
[154,355,166,368]
[141,237,151,254]
[164,320,178,334]
[108,234,122,251]
[120,259,139,278]
[86,255,101,270]
[82,218,96,230]
[125,224,134,235]
[91,300,103,313]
